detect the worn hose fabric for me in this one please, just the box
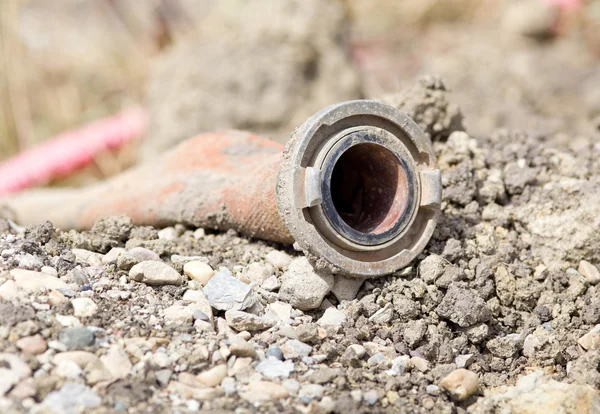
[2,130,294,244]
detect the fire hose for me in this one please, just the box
[2,101,441,277]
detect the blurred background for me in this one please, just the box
[0,0,599,189]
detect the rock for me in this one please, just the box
[486,334,522,358]
[411,357,429,372]
[183,261,214,285]
[196,364,227,387]
[203,268,255,311]
[36,383,101,413]
[225,310,275,331]
[222,377,236,395]
[102,247,125,264]
[0,280,18,301]
[579,260,600,285]
[266,301,292,321]
[308,367,339,384]
[53,351,99,368]
[388,355,413,375]
[55,315,81,327]
[240,381,289,403]
[256,358,295,379]
[299,383,324,403]
[317,308,346,328]
[281,340,313,360]
[439,369,479,401]
[578,325,600,351]
[363,389,380,406]
[58,327,95,350]
[470,371,600,414]
[164,301,213,326]
[129,261,182,286]
[229,337,257,358]
[502,0,559,38]
[71,298,98,318]
[244,262,275,285]
[155,369,172,387]
[331,275,363,301]
[261,275,280,291]
[418,254,446,283]
[279,257,334,311]
[455,354,474,369]
[158,227,177,240]
[435,285,491,327]
[117,247,160,270]
[349,344,366,358]
[53,360,83,379]
[0,353,31,396]
[369,303,394,324]
[84,358,113,384]
[10,269,69,293]
[295,324,319,344]
[100,346,132,379]
[167,381,221,401]
[48,290,68,306]
[72,249,103,266]
[266,344,284,361]
[16,335,47,355]
[265,250,292,270]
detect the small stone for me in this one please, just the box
[368,353,388,367]
[53,351,98,368]
[266,344,284,361]
[71,298,98,318]
[439,369,479,401]
[84,358,113,384]
[72,249,103,266]
[0,280,19,301]
[117,247,160,270]
[167,381,221,401]
[129,261,182,285]
[58,327,95,350]
[331,275,363,302]
[244,262,275,285]
[48,290,68,306]
[158,227,177,240]
[279,257,334,311]
[369,303,394,324]
[203,268,255,311]
[16,335,47,355]
[363,389,380,405]
[100,345,132,379]
[426,385,441,395]
[299,383,324,403]
[261,275,280,291]
[36,383,101,413]
[349,344,366,358]
[41,266,58,277]
[229,337,257,358]
[579,260,600,285]
[55,314,81,327]
[196,364,227,387]
[266,301,292,321]
[225,310,276,331]
[418,254,446,283]
[221,377,236,395]
[256,358,295,379]
[578,325,600,351]
[53,360,83,379]
[350,390,363,402]
[155,369,172,387]
[295,324,319,344]
[183,261,215,285]
[455,354,474,369]
[102,247,125,264]
[435,285,491,327]
[281,340,312,360]
[486,334,522,358]
[317,308,346,330]
[388,355,412,375]
[308,367,339,384]
[164,301,213,326]
[10,269,69,293]
[265,250,292,269]
[411,356,429,372]
[240,381,289,403]
[0,353,31,396]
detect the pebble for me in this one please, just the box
[331,275,364,302]
[363,390,380,405]
[225,310,276,331]
[261,275,280,291]
[244,262,274,285]
[299,383,324,403]
[266,344,284,361]
[10,269,69,293]
[455,354,474,369]
[56,314,81,327]
[197,364,227,387]
[0,353,31,396]
[72,249,103,266]
[579,260,600,285]
[435,285,491,327]
[228,337,257,358]
[203,268,255,311]
[350,390,363,403]
[279,257,334,311]
[388,355,412,375]
[36,383,101,413]
[256,358,295,379]
[100,345,132,379]
[129,261,182,285]
[71,298,98,318]
[349,344,366,358]
[58,327,95,350]
[266,301,292,321]
[281,339,312,360]
[369,303,394,324]
[439,369,479,401]
[48,290,68,306]
[240,381,289,403]
[578,325,600,350]
[158,227,178,240]
[164,303,213,325]
[221,377,236,395]
[41,266,58,277]
[53,360,83,379]
[317,308,347,328]
[102,247,125,264]
[411,356,429,372]
[308,367,339,384]
[183,261,214,285]
[53,352,99,369]
[84,358,113,384]
[265,250,292,269]
[16,335,47,355]
[486,334,522,358]
[0,280,18,301]
[118,247,160,271]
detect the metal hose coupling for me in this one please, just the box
[276,100,441,277]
